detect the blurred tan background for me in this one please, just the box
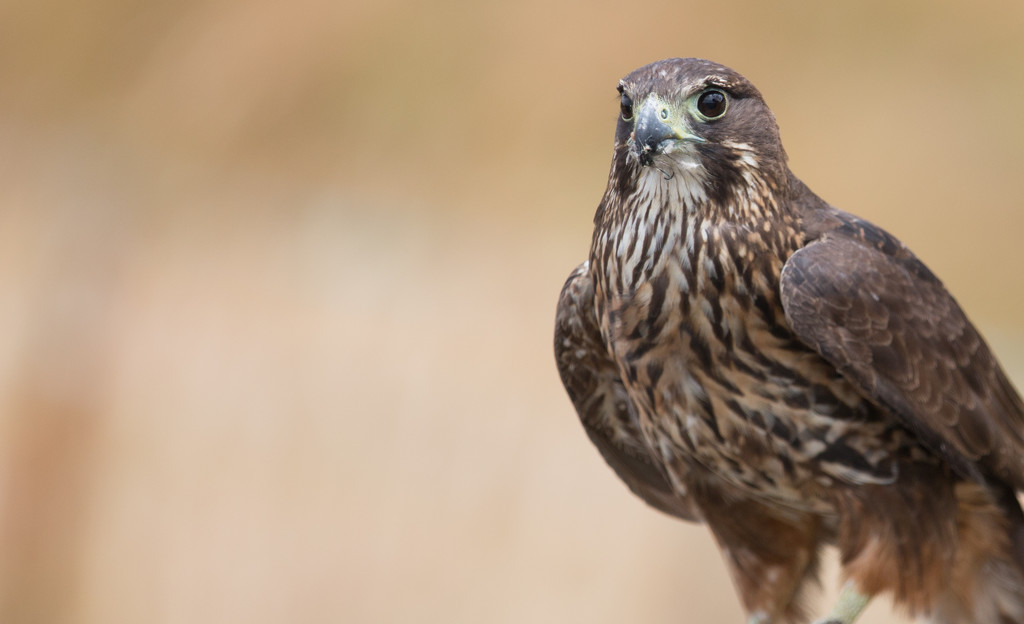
[1,1,1023,622]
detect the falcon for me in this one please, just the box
[554,58,1024,624]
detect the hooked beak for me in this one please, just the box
[631,98,704,165]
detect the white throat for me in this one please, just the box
[634,150,709,210]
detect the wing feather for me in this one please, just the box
[555,263,701,521]
[780,221,1024,489]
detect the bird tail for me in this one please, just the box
[928,483,1024,624]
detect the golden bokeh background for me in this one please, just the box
[2,1,1024,622]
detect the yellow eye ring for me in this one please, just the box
[695,89,728,120]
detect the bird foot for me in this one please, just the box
[746,612,770,624]
[812,581,870,624]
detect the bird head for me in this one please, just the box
[609,58,789,209]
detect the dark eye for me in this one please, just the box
[619,92,633,121]
[696,89,728,119]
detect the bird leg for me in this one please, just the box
[811,581,870,624]
[695,486,825,624]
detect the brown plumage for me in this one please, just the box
[554,58,1024,623]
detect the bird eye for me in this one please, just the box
[696,89,728,120]
[619,92,634,121]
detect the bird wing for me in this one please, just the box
[779,218,1024,489]
[555,262,701,521]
